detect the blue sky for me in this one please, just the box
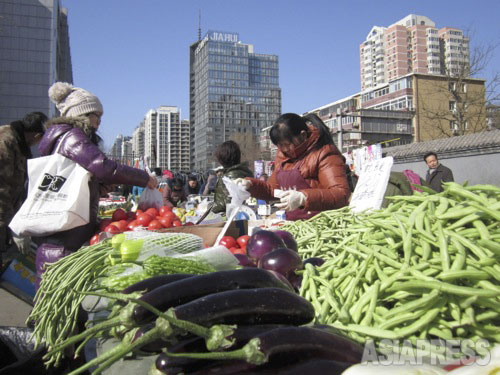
[61,0,500,149]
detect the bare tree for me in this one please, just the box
[228,132,260,171]
[418,37,499,138]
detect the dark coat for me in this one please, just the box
[425,164,454,193]
[212,162,253,214]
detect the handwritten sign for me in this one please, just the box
[349,156,393,213]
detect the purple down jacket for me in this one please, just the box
[34,117,149,290]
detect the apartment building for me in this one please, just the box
[360,14,469,91]
[143,106,190,172]
[131,122,145,164]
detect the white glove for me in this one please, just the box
[274,190,306,211]
[234,178,251,190]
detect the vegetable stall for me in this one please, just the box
[11,182,500,374]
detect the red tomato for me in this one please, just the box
[219,236,237,249]
[127,220,139,230]
[236,235,250,249]
[104,224,122,235]
[159,217,173,228]
[126,211,136,220]
[118,219,129,230]
[90,234,100,245]
[172,220,183,227]
[159,206,172,216]
[145,207,159,217]
[163,211,177,221]
[99,218,113,232]
[136,209,144,216]
[229,247,247,255]
[111,208,128,221]
[148,220,162,230]
[136,213,153,227]
[183,222,195,226]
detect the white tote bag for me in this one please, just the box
[9,132,91,237]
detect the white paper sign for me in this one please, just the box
[349,156,393,213]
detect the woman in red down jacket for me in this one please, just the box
[236,113,350,221]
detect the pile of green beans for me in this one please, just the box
[282,182,500,355]
[29,241,114,367]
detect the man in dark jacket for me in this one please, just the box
[424,152,454,192]
[212,141,253,214]
[0,112,47,265]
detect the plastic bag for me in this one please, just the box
[138,187,163,211]
[214,177,251,246]
[222,177,251,217]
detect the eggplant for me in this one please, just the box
[186,327,361,374]
[121,273,194,294]
[133,268,293,324]
[172,288,315,327]
[249,326,364,365]
[155,324,288,373]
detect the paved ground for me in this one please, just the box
[0,287,32,327]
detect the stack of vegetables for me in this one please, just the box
[281,182,500,359]
[28,232,214,368]
[38,268,364,374]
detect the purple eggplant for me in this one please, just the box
[133,268,293,325]
[171,288,315,327]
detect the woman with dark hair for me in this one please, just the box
[212,140,253,214]
[163,177,187,207]
[236,113,349,220]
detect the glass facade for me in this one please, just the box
[190,30,281,171]
[0,0,72,124]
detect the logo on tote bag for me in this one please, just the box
[38,173,67,192]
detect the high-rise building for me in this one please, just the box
[0,0,73,123]
[132,121,145,163]
[360,14,469,91]
[143,106,190,172]
[189,30,281,170]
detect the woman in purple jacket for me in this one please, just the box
[34,82,157,289]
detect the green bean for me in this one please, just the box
[387,280,499,297]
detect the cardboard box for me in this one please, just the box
[157,220,248,246]
[0,253,36,305]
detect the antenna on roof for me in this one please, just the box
[198,10,201,41]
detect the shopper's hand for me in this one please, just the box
[147,175,158,189]
[11,235,32,256]
[274,190,306,211]
[234,178,251,190]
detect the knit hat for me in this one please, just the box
[48,82,103,117]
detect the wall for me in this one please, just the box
[391,152,500,186]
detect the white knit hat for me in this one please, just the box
[48,82,103,117]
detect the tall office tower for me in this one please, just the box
[143,106,190,172]
[0,0,73,123]
[360,15,469,91]
[189,30,282,171]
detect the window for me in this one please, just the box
[461,83,467,93]
[450,121,458,130]
[449,101,457,112]
[449,82,457,91]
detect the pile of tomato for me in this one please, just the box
[91,206,193,245]
[218,234,250,255]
